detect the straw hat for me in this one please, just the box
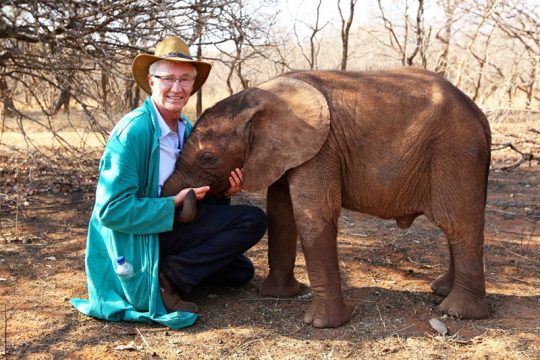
[132,36,212,94]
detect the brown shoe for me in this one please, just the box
[159,273,199,313]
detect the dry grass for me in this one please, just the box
[0,111,539,359]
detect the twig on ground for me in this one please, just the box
[508,277,535,287]
[229,337,266,356]
[3,304,7,360]
[517,228,525,272]
[498,230,540,238]
[136,327,158,356]
[505,249,540,263]
[260,339,272,360]
[239,297,311,302]
[407,256,433,269]
[491,142,534,171]
[396,323,415,333]
[287,324,306,336]
[375,304,386,329]
[526,221,537,252]
[350,305,359,319]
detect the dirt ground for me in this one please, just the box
[0,120,539,359]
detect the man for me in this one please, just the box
[71,36,267,329]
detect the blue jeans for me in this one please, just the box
[159,201,267,293]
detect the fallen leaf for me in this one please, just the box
[452,335,472,345]
[114,341,143,351]
[429,318,450,336]
[296,292,312,299]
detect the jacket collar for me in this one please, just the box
[143,97,162,150]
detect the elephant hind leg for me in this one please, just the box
[436,223,489,318]
[430,243,454,296]
[395,213,421,229]
[431,206,488,318]
[429,142,489,318]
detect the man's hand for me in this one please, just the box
[223,168,243,197]
[173,186,210,207]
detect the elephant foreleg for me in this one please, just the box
[287,153,352,328]
[260,177,302,297]
[297,218,352,328]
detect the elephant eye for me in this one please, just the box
[199,152,217,167]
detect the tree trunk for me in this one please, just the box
[0,76,16,117]
[339,0,356,71]
[196,41,203,117]
[525,58,538,109]
[124,79,133,111]
[101,69,108,113]
[52,89,71,115]
[132,85,140,110]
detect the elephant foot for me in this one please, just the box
[303,298,352,328]
[430,271,453,296]
[437,290,489,319]
[260,275,302,298]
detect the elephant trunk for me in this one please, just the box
[161,159,194,197]
[175,189,197,223]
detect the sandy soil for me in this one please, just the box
[0,121,539,359]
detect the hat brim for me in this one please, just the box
[132,54,212,95]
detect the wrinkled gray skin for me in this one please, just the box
[162,68,491,328]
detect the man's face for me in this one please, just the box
[148,61,197,121]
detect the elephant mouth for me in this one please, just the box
[190,178,222,195]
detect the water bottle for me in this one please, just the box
[116,256,134,279]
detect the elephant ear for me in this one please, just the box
[243,77,330,191]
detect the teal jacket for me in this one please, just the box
[71,97,197,329]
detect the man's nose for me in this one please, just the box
[171,80,183,91]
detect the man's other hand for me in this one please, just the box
[223,168,243,197]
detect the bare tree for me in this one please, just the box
[337,0,358,70]
[2,0,537,155]
[210,0,281,96]
[434,0,465,77]
[294,0,329,70]
[0,0,230,151]
[0,76,16,118]
[491,0,539,108]
[187,0,224,116]
[374,0,430,67]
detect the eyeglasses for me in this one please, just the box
[151,74,195,88]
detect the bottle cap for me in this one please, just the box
[116,256,126,265]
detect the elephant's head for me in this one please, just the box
[161,76,331,197]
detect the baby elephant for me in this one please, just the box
[162,68,491,328]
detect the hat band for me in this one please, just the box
[162,52,193,60]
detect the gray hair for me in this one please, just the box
[149,60,197,76]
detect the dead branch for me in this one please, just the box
[492,142,534,171]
